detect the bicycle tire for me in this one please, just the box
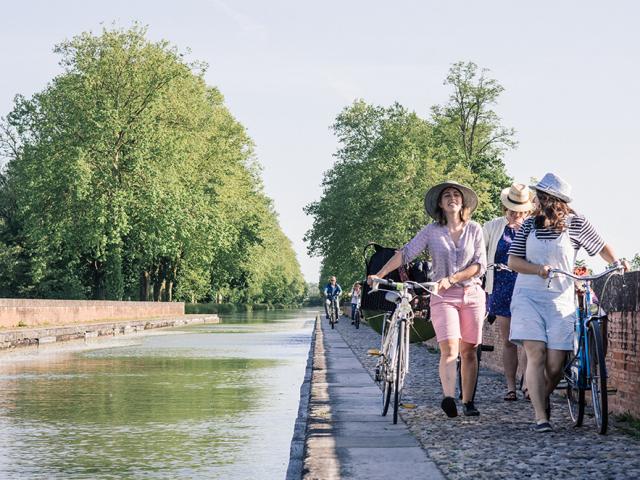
[565,354,585,426]
[393,320,405,424]
[382,378,392,416]
[588,319,608,434]
[381,315,397,417]
[354,309,360,329]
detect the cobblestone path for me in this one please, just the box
[334,315,640,479]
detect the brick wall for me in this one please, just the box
[0,298,184,328]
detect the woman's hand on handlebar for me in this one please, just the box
[537,264,552,279]
[367,274,381,287]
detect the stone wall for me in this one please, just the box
[0,298,184,328]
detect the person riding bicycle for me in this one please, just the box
[324,276,343,322]
[483,183,533,401]
[507,172,629,433]
[369,180,487,418]
[349,282,362,324]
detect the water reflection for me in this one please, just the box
[0,309,315,479]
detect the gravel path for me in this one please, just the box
[334,315,640,479]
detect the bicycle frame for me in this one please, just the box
[567,279,596,390]
[550,264,622,433]
[379,286,413,387]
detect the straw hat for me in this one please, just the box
[424,180,478,219]
[530,172,572,203]
[500,184,534,212]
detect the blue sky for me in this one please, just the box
[2,1,639,281]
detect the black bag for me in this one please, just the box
[361,243,432,313]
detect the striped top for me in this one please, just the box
[401,221,487,286]
[508,214,605,258]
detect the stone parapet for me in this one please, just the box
[0,298,184,328]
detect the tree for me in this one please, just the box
[305,101,446,287]
[631,253,640,271]
[304,62,516,289]
[0,25,304,304]
[431,61,515,222]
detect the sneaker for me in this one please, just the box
[463,401,480,416]
[532,422,553,433]
[441,396,458,418]
[351,321,355,325]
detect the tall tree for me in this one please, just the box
[0,25,304,304]
[431,61,515,222]
[305,62,516,287]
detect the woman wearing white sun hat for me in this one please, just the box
[507,172,629,433]
[483,183,534,402]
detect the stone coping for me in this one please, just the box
[0,314,219,351]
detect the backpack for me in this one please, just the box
[361,243,432,312]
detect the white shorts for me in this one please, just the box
[509,287,575,351]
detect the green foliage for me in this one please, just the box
[631,253,640,271]
[0,25,304,304]
[305,62,515,287]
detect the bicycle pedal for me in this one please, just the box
[368,348,381,356]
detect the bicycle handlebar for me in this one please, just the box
[370,277,437,294]
[548,265,624,282]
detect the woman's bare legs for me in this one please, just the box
[438,338,459,397]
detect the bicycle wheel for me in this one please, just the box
[588,319,608,434]
[354,309,360,329]
[380,317,397,417]
[330,308,335,329]
[393,320,405,424]
[382,376,392,416]
[564,354,585,426]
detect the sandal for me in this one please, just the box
[521,387,530,401]
[504,390,517,401]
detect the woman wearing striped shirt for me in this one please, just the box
[507,172,629,433]
[368,181,487,418]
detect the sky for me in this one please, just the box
[1,0,639,281]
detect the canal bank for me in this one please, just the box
[296,314,443,480]
[0,314,219,351]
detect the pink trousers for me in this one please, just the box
[429,284,485,345]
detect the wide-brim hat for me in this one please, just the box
[530,172,572,203]
[424,180,478,219]
[500,183,534,212]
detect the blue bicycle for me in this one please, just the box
[549,264,623,434]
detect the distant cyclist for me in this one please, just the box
[324,276,342,322]
[349,282,362,324]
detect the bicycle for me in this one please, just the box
[353,302,362,329]
[370,277,436,424]
[328,296,339,329]
[548,264,624,434]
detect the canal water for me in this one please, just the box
[0,309,315,479]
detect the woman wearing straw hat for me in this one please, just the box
[368,180,487,418]
[507,172,629,433]
[483,184,533,402]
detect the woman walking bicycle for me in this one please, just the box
[369,180,487,418]
[507,173,629,432]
